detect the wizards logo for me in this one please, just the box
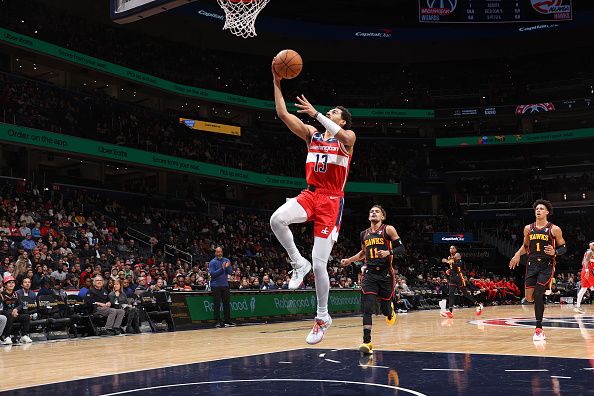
[515,102,556,115]
[531,0,571,15]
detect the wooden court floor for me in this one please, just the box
[0,304,592,392]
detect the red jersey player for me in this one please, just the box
[269,59,356,344]
[575,241,594,314]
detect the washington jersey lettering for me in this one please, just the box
[306,131,351,193]
[361,224,393,271]
[528,222,555,261]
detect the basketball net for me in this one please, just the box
[217,0,270,38]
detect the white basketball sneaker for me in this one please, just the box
[288,257,312,289]
[532,328,546,341]
[574,307,585,314]
[306,315,332,345]
[20,335,33,343]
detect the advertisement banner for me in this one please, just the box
[461,248,497,263]
[436,127,594,148]
[0,28,433,119]
[433,232,474,244]
[176,290,361,323]
[0,123,399,194]
[179,118,241,136]
[436,98,591,119]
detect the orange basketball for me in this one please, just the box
[273,49,303,79]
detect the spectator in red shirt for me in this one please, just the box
[8,220,20,236]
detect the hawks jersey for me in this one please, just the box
[305,131,351,193]
[361,224,393,272]
[527,222,555,261]
[447,255,463,274]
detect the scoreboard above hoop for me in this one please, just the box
[418,0,572,24]
[110,0,198,24]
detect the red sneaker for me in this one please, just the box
[476,303,484,316]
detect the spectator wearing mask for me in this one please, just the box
[87,276,125,335]
[208,246,234,328]
[1,276,32,344]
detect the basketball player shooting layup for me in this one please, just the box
[509,199,566,341]
[269,59,356,345]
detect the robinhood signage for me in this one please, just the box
[0,123,399,194]
[0,28,434,119]
[185,290,361,320]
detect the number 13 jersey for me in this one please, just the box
[306,131,351,194]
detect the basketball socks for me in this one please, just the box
[535,296,545,329]
[363,328,372,343]
[576,287,587,308]
[312,237,334,317]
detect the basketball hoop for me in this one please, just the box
[217,0,270,38]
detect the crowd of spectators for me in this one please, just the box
[0,172,590,341]
[0,71,418,183]
[453,172,594,200]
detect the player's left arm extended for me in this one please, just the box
[294,95,356,148]
[378,226,405,258]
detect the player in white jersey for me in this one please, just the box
[269,59,356,344]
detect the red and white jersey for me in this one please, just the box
[305,131,351,193]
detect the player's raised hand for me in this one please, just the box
[295,94,317,117]
[271,58,282,82]
[509,254,520,269]
[340,258,350,267]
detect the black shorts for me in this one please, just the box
[361,270,395,300]
[448,273,467,288]
[525,257,555,288]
